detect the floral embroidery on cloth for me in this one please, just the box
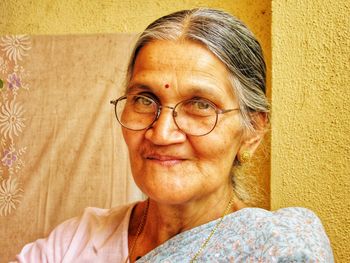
[0,35,31,216]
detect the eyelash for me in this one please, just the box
[192,96,218,107]
[137,92,159,102]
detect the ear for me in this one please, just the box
[238,112,268,157]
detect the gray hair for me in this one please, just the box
[127,8,270,131]
[126,8,270,204]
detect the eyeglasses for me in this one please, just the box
[110,94,239,136]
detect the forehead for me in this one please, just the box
[130,40,236,102]
[134,40,224,72]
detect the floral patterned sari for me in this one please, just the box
[139,207,333,262]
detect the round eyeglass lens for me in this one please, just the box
[174,99,218,136]
[115,95,158,130]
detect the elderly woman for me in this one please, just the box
[15,8,333,262]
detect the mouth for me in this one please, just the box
[145,154,185,166]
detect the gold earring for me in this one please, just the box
[240,151,251,163]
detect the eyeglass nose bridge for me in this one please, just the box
[157,105,178,118]
[148,103,180,133]
[150,104,180,132]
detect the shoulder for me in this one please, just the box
[257,206,326,230]
[235,206,326,231]
[270,207,334,261]
[227,207,334,262]
[262,207,330,244]
[78,203,134,229]
[51,203,134,242]
[15,203,135,262]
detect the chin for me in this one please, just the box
[147,193,196,206]
[136,179,198,206]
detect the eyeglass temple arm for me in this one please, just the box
[110,100,117,105]
[218,108,240,114]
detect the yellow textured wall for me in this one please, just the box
[0,0,270,37]
[271,1,350,262]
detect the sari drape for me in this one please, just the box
[15,203,334,262]
[139,207,333,262]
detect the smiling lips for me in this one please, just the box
[145,154,185,166]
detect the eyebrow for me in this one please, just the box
[126,82,236,107]
[184,85,219,97]
[126,84,152,94]
[127,83,222,96]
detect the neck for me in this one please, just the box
[145,188,244,246]
[128,187,246,261]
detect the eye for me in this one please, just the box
[134,95,153,106]
[181,99,216,117]
[130,95,157,114]
[194,100,210,110]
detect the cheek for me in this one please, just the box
[122,129,144,159]
[192,124,243,165]
[190,139,232,169]
[211,125,242,151]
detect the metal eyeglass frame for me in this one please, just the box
[110,94,240,136]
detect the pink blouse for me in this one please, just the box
[14,204,134,262]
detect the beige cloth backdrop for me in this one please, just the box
[0,33,270,262]
[0,34,143,262]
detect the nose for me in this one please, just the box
[144,106,186,145]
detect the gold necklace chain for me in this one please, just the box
[189,194,235,262]
[126,194,234,263]
[125,199,150,263]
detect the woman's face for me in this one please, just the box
[123,40,248,205]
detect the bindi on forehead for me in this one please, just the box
[164,84,170,89]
